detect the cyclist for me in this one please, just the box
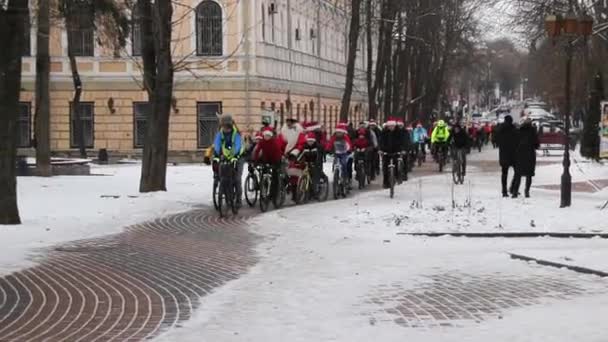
[412,122,428,158]
[431,119,450,165]
[213,114,244,206]
[325,122,353,185]
[379,117,402,189]
[353,127,371,183]
[450,123,470,176]
[252,126,286,199]
[368,120,381,180]
[297,131,325,193]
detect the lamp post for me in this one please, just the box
[544,2,593,208]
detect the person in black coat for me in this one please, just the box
[496,115,518,197]
[512,118,540,198]
[380,121,403,188]
[450,123,470,175]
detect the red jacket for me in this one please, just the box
[484,124,492,134]
[253,136,286,164]
[325,135,352,154]
[353,136,369,150]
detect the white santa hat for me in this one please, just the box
[335,122,348,134]
[383,117,397,128]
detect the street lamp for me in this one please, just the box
[544,4,593,208]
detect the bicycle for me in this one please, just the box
[416,142,426,167]
[244,163,260,207]
[384,152,397,198]
[216,158,240,218]
[258,163,286,212]
[354,148,367,190]
[435,143,448,172]
[452,147,465,185]
[332,153,351,199]
[396,152,406,184]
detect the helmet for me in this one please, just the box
[219,114,234,127]
[436,120,447,128]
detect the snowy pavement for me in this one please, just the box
[156,149,608,342]
[3,147,608,341]
[1,164,214,275]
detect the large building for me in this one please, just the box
[18,0,369,160]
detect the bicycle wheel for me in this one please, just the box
[212,179,219,210]
[296,174,310,204]
[357,162,366,189]
[316,174,329,202]
[218,182,230,218]
[244,174,258,207]
[452,158,460,185]
[389,166,395,199]
[273,172,286,209]
[333,169,340,200]
[259,175,271,213]
[397,159,404,184]
[231,182,240,215]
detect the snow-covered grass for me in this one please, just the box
[0,164,213,276]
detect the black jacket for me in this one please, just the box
[515,123,540,176]
[380,128,403,154]
[450,129,469,148]
[496,122,518,168]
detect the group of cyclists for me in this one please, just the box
[206,112,496,216]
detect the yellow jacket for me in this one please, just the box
[431,125,450,144]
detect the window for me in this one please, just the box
[70,102,95,149]
[323,105,327,130]
[133,102,149,148]
[309,100,315,121]
[279,103,284,127]
[261,4,266,41]
[132,7,142,56]
[22,12,31,56]
[197,102,222,148]
[17,103,31,147]
[67,2,95,56]
[270,6,275,42]
[196,1,223,56]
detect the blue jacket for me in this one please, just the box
[412,127,428,144]
[213,127,243,159]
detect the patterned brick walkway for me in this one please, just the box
[364,271,605,329]
[0,209,258,341]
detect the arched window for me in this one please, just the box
[196,1,222,56]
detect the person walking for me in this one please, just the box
[512,117,540,198]
[496,115,518,197]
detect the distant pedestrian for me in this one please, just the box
[496,115,517,197]
[512,117,540,198]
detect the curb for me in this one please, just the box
[397,232,608,238]
[509,253,608,278]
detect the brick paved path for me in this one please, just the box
[0,209,258,341]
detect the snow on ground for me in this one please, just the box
[0,164,213,276]
[157,195,608,342]
[157,148,608,342]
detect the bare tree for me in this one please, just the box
[35,0,52,176]
[340,0,363,122]
[0,0,28,224]
[138,0,174,193]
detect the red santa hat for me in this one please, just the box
[357,127,367,137]
[254,132,263,140]
[262,126,274,137]
[384,117,397,127]
[306,131,317,142]
[306,121,321,132]
[335,122,348,134]
[396,118,405,127]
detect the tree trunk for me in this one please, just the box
[64,5,86,159]
[365,0,375,120]
[139,0,173,193]
[339,0,362,123]
[0,0,27,225]
[369,0,396,120]
[35,0,51,176]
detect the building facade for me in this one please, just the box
[18,0,369,160]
